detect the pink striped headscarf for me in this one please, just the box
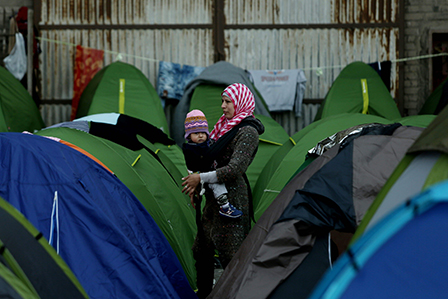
[209,83,255,140]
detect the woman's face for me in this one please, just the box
[221,95,235,119]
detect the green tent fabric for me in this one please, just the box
[36,127,197,290]
[137,135,189,179]
[75,61,169,135]
[254,113,394,221]
[392,115,436,128]
[314,61,401,122]
[418,78,448,115]
[353,105,448,244]
[0,196,88,298]
[189,83,289,191]
[0,66,45,132]
[0,261,39,299]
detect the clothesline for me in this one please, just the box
[37,36,448,72]
[302,53,448,72]
[37,36,159,63]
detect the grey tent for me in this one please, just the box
[209,124,424,299]
[172,61,271,146]
[353,104,448,243]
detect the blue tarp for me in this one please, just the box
[0,132,196,299]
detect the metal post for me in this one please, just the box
[398,0,405,116]
[27,8,33,96]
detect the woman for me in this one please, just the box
[182,83,264,297]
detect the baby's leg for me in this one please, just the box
[209,183,242,218]
[209,183,229,205]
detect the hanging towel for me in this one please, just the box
[248,69,307,116]
[157,61,205,103]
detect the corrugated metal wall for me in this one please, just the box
[225,28,398,97]
[37,0,400,136]
[38,0,215,128]
[223,0,399,133]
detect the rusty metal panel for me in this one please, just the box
[39,0,213,25]
[224,0,332,24]
[333,0,399,23]
[40,103,71,127]
[224,0,398,24]
[38,28,213,126]
[225,26,399,136]
[272,104,321,136]
[224,27,399,100]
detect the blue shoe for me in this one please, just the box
[219,204,243,218]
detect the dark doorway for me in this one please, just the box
[432,32,448,91]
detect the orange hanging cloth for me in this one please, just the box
[71,45,104,120]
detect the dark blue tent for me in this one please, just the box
[310,179,448,299]
[0,132,196,299]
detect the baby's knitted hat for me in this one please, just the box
[184,109,209,139]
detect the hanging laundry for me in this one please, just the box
[3,32,27,81]
[248,69,307,116]
[157,61,205,105]
[71,45,104,120]
[368,61,392,91]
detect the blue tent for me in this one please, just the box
[0,132,196,299]
[310,179,448,299]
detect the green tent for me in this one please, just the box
[353,105,448,244]
[254,113,395,221]
[75,61,169,135]
[189,83,289,190]
[0,196,88,298]
[418,78,448,115]
[36,127,197,290]
[314,61,401,122]
[0,66,45,132]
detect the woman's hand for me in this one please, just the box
[182,173,201,198]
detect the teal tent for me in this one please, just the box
[310,179,448,299]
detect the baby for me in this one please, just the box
[182,109,242,218]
